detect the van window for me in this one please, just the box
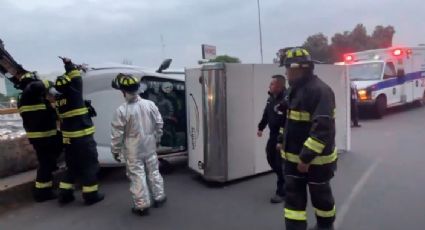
[383,62,397,79]
[140,76,187,154]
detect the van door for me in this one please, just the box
[412,52,425,101]
[383,62,401,105]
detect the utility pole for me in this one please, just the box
[257,0,264,64]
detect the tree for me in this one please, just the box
[302,33,332,63]
[350,24,371,51]
[278,24,396,63]
[210,55,241,63]
[371,25,395,48]
[330,31,353,62]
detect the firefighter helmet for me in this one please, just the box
[111,73,140,93]
[16,72,39,90]
[281,47,314,69]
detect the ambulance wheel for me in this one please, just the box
[374,95,386,119]
[421,91,425,106]
[414,91,425,107]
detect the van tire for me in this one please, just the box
[374,95,387,119]
[421,91,425,106]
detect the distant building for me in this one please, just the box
[0,73,20,97]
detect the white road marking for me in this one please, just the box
[335,158,381,229]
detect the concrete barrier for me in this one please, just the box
[0,136,38,178]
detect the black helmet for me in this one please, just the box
[16,72,39,90]
[281,47,314,70]
[111,73,140,93]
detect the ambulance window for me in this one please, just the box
[383,62,396,79]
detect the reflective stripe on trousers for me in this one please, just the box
[284,208,307,221]
[35,181,53,189]
[82,185,99,193]
[281,149,338,165]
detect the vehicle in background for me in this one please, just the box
[342,46,425,118]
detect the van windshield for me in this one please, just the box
[139,76,187,155]
[348,62,383,81]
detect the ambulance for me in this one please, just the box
[343,46,425,118]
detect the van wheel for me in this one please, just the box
[421,91,425,106]
[374,95,386,119]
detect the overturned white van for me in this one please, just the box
[82,61,187,166]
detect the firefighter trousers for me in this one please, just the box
[266,135,285,196]
[58,135,101,201]
[284,175,336,230]
[30,134,62,199]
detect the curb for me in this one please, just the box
[0,170,35,215]
[0,169,67,215]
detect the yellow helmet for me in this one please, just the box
[281,47,313,69]
[112,73,140,93]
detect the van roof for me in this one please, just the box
[84,63,185,81]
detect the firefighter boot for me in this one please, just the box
[132,207,150,216]
[153,196,167,208]
[270,194,284,203]
[83,191,105,206]
[33,187,57,202]
[58,189,75,205]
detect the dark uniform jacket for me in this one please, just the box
[55,69,94,141]
[282,74,337,182]
[18,80,58,142]
[258,91,287,137]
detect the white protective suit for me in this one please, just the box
[111,94,165,209]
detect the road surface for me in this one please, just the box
[1,105,424,230]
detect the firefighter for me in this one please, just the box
[15,72,62,202]
[280,48,337,230]
[257,75,287,203]
[110,74,166,216]
[55,58,104,205]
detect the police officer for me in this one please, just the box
[15,72,62,202]
[55,58,104,205]
[257,75,287,203]
[351,82,361,127]
[280,48,337,230]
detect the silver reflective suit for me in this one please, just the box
[111,94,165,210]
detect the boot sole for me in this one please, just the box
[84,196,105,206]
[132,208,150,216]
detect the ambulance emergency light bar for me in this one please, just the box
[343,47,413,64]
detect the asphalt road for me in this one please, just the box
[1,105,425,230]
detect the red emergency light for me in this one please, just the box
[344,54,354,63]
[393,49,403,56]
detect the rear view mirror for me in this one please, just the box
[156,59,172,73]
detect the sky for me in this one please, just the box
[1,0,424,73]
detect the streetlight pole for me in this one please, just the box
[257,0,264,64]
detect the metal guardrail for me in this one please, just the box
[0,102,17,115]
[0,108,18,115]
